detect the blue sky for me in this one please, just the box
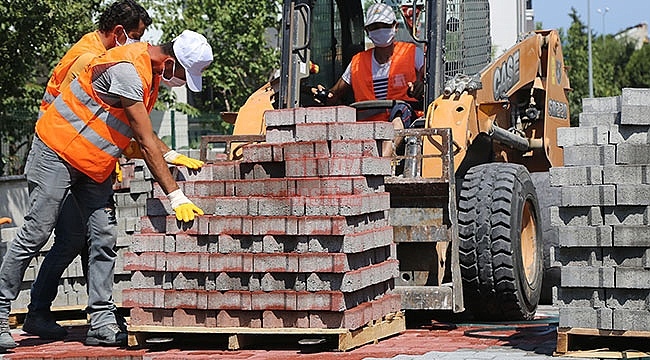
[534,0,649,35]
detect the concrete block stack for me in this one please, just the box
[122,106,401,330]
[551,88,650,331]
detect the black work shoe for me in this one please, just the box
[23,311,68,340]
[85,323,127,346]
[0,320,17,349]
[115,312,128,332]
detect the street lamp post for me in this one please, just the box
[587,0,594,98]
[597,7,609,47]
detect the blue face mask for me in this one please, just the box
[116,28,139,47]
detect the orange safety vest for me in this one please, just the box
[350,42,419,122]
[39,31,106,117]
[36,42,160,183]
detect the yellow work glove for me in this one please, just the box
[115,162,123,183]
[167,188,204,222]
[163,150,204,170]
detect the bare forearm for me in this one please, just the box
[124,98,178,194]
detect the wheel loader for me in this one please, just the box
[201,0,571,321]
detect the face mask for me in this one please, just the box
[368,27,396,47]
[161,60,187,88]
[115,28,139,47]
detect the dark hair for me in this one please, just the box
[98,0,153,33]
[160,42,175,57]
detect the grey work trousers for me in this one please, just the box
[0,136,118,329]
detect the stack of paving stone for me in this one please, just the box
[551,88,650,331]
[122,106,402,330]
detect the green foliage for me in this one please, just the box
[624,43,650,88]
[0,0,100,175]
[141,0,281,133]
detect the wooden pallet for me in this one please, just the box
[556,327,650,358]
[9,305,130,328]
[128,311,405,351]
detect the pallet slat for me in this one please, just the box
[128,311,405,351]
[556,327,650,358]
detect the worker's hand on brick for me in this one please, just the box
[407,80,424,100]
[311,84,332,105]
[163,150,204,170]
[114,162,123,183]
[167,188,204,222]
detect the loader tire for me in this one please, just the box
[458,163,543,320]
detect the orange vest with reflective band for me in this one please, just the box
[40,31,106,117]
[36,42,160,183]
[350,42,418,121]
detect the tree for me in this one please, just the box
[624,43,650,88]
[141,0,281,135]
[0,0,101,175]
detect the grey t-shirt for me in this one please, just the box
[91,62,144,107]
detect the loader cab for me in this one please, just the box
[277,0,366,109]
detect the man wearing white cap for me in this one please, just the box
[315,3,424,155]
[0,30,213,348]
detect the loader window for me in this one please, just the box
[301,0,364,105]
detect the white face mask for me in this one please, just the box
[161,60,187,88]
[368,27,395,47]
[115,28,139,47]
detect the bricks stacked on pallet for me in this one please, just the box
[123,106,402,330]
[112,159,157,306]
[551,88,650,331]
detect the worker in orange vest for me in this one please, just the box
[0,30,212,349]
[22,0,151,344]
[313,3,424,156]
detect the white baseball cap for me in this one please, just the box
[365,3,397,27]
[173,30,214,92]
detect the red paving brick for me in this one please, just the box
[1,319,559,359]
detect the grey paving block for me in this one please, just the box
[560,266,614,288]
[557,126,609,147]
[557,226,612,247]
[616,185,650,206]
[615,267,650,289]
[549,166,603,186]
[562,145,616,166]
[579,112,620,126]
[550,206,603,226]
[560,185,615,206]
[616,143,650,165]
[613,309,650,331]
[603,165,650,185]
[559,306,612,329]
[582,96,621,113]
[608,124,650,144]
[621,88,650,125]
[612,225,650,246]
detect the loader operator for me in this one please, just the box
[19,0,204,347]
[313,3,424,155]
[0,30,212,350]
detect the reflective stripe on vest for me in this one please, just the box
[36,42,159,183]
[350,42,418,121]
[39,31,106,119]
